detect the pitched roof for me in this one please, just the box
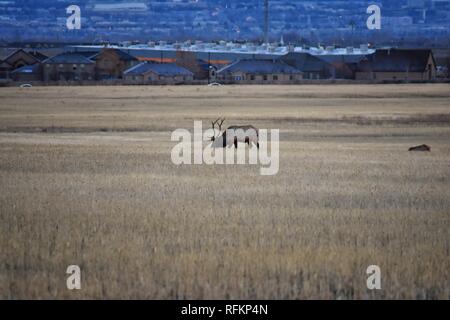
[73,51,99,59]
[217,59,302,74]
[91,48,138,61]
[318,54,368,64]
[356,49,434,73]
[124,62,193,76]
[27,50,48,62]
[280,52,330,72]
[0,61,12,68]
[113,49,138,61]
[1,49,25,61]
[2,49,41,64]
[43,53,95,64]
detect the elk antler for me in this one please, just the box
[217,118,225,133]
[211,118,221,138]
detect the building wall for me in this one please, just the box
[124,72,193,83]
[11,65,42,82]
[0,64,12,79]
[43,63,95,81]
[331,63,357,79]
[175,51,208,80]
[303,72,319,80]
[356,71,433,81]
[124,74,145,82]
[11,73,42,82]
[356,53,437,81]
[95,49,138,80]
[282,63,332,80]
[218,72,303,83]
[145,71,193,83]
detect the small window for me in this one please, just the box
[273,75,278,81]
[289,75,294,80]
[46,64,50,68]
[250,75,255,81]
[80,64,85,68]
[59,64,63,68]
[263,75,268,81]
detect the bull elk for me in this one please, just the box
[210,118,260,149]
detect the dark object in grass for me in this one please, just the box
[409,144,431,152]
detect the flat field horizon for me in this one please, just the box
[0,84,449,299]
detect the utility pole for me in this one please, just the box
[264,0,269,45]
[349,20,356,48]
[208,51,211,84]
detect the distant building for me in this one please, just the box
[91,48,139,80]
[2,49,46,69]
[42,53,95,81]
[123,62,194,83]
[175,51,212,80]
[0,61,13,79]
[355,49,437,81]
[216,59,303,83]
[280,52,333,79]
[317,54,369,79]
[0,49,47,79]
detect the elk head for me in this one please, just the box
[210,117,225,142]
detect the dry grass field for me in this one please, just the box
[0,84,449,299]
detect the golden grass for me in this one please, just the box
[0,84,449,299]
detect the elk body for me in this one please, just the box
[210,118,259,149]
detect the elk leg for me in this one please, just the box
[257,142,260,149]
[245,137,250,145]
[234,136,238,149]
